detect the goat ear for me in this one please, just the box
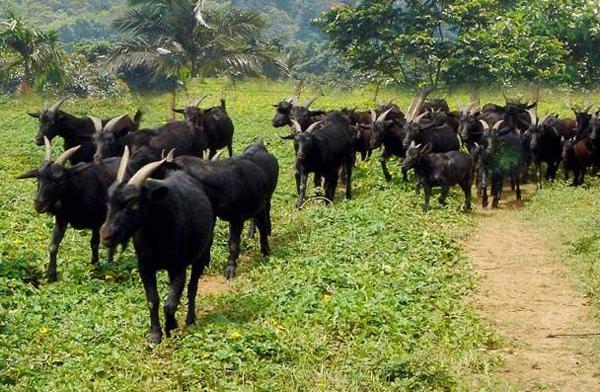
[27,112,41,119]
[16,169,38,179]
[280,134,295,140]
[420,143,433,154]
[174,109,185,114]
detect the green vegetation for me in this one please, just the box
[317,0,600,89]
[0,80,598,390]
[525,181,600,316]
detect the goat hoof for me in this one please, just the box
[225,266,236,280]
[149,331,163,344]
[185,315,196,326]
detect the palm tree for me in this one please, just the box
[0,8,67,93]
[110,0,281,118]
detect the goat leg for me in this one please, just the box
[164,269,186,336]
[138,264,162,343]
[48,218,67,282]
[90,230,100,265]
[186,254,208,326]
[225,220,243,280]
[422,185,432,212]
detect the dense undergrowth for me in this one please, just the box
[0,79,597,390]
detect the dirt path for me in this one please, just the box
[466,198,599,391]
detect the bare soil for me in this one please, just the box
[198,275,231,296]
[467,193,600,391]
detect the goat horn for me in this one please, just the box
[128,157,168,188]
[304,96,318,109]
[468,102,479,114]
[55,145,81,166]
[88,116,103,133]
[305,120,323,134]
[370,109,377,123]
[479,120,490,131]
[211,149,223,161]
[376,108,393,123]
[193,95,208,107]
[103,114,129,133]
[43,101,49,111]
[406,87,433,122]
[117,146,129,183]
[492,120,504,131]
[50,98,67,113]
[44,136,52,162]
[413,111,429,124]
[290,119,303,134]
[527,108,538,126]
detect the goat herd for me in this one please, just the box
[15,89,599,343]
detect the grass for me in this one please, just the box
[0,79,597,391]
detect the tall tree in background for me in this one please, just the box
[316,0,600,92]
[111,0,279,118]
[0,8,67,93]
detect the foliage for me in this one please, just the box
[109,0,281,90]
[0,79,518,390]
[316,0,600,89]
[0,8,68,92]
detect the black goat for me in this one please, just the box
[272,96,324,130]
[100,150,215,343]
[175,98,234,158]
[479,121,526,208]
[28,98,141,164]
[17,138,119,282]
[370,107,409,181]
[402,142,473,212]
[167,140,278,279]
[284,118,354,209]
[92,114,156,162]
[527,110,562,187]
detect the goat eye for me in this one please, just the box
[130,202,140,211]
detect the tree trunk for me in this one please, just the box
[373,80,383,106]
[19,80,32,94]
[166,90,176,121]
[469,83,480,107]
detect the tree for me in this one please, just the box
[110,0,280,118]
[0,8,67,93]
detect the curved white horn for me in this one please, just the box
[117,146,130,183]
[128,157,168,188]
[413,111,429,124]
[305,120,323,133]
[304,96,318,109]
[88,116,103,133]
[376,108,393,123]
[44,136,52,162]
[492,120,504,131]
[50,98,67,113]
[55,145,81,166]
[290,119,303,134]
[103,114,129,133]
[211,149,224,161]
[479,120,490,131]
[193,95,208,107]
[370,109,377,123]
[527,108,538,126]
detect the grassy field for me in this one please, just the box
[0,79,597,391]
